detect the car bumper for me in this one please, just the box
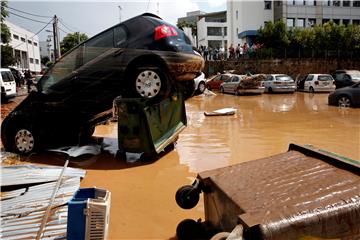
[165,52,204,81]
[314,87,336,92]
[238,87,265,94]
[271,86,296,93]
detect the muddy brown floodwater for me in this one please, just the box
[1,92,359,239]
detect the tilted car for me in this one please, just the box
[328,82,360,108]
[333,70,360,89]
[263,74,296,93]
[0,68,17,101]
[1,13,204,154]
[205,73,232,91]
[299,74,335,93]
[220,74,265,95]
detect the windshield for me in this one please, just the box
[39,27,120,92]
[1,71,15,82]
[275,75,293,81]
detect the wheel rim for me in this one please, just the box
[15,129,34,153]
[199,82,205,93]
[135,70,161,98]
[338,97,351,107]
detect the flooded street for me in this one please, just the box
[1,92,359,239]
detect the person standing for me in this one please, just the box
[25,70,33,93]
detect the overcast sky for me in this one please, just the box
[6,0,227,42]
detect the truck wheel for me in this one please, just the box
[175,185,200,209]
[133,65,170,101]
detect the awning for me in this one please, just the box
[238,30,258,38]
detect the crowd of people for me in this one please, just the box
[197,42,263,61]
[10,68,35,93]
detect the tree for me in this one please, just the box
[177,20,197,36]
[60,32,88,55]
[1,45,15,67]
[1,0,11,44]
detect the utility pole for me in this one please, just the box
[52,15,61,61]
[118,5,122,23]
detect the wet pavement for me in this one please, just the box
[1,92,359,239]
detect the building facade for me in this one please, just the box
[274,0,360,27]
[4,21,41,73]
[197,11,227,49]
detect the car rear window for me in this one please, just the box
[349,74,360,81]
[1,71,15,82]
[275,75,293,81]
[318,75,333,81]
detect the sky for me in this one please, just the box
[6,0,227,42]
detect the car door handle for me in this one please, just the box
[114,49,124,57]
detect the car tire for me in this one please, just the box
[8,123,39,154]
[309,87,315,93]
[220,86,224,93]
[268,87,273,93]
[197,81,206,94]
[132,65,171,101]
[337,95,352,108]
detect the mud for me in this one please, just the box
[1,92,359,239]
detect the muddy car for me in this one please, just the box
[1,13,204,154]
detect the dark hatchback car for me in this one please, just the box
[333,70,360,89]
[1,13,204,154]
[328,82,360,108]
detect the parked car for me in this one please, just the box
[299,74,335,93]
[206,73,232,90]
[1,13,204,154]
[0,68,17,102]
[220,74,265,95]
[194,72,206,94]
[328,82,360,108]
[332,70,360,89]
[263,74,296,93]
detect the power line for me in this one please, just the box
[12,18,53,49]
[58,19,75,33]
[6,6,52,19]
[58,26,70,35]
[8,11,50,24]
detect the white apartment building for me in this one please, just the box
[197,11,228,49]
[4,21,41,73]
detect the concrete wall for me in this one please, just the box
[204,58,360,80]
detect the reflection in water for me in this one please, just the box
[178,93,360,173]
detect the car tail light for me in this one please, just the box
[154,25,178,40]
[315,81,319,85]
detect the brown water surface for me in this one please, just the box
[1,92,359,239]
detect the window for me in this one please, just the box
[327,1,331,6]
[343,19,350,26]
[237,28,239,34]
[308,18,316,26]
[354,1,360,7]
[333,1,340,6]
[1,71,15,82]
[207,27,222,36]
[343,1,350,6]
[306,75,314,81]
[264,1,272,9]
[333,19,340,24]
[276,1,282,6]
[114,26,127,47]
[28,40,32,44]
[83,28,114,64]
[353,19,360,25]
[296,18,305,27]
[322,19,330,24]
[224,27,227,36]
[33,42,38,47]
[13,34,19,40]
[236,10,238,20]
[295,0,304,5]
[35,59,39,64]
[29,58,34,63]
[318,75,332,81]
[287,18,295,27]
[21,37,25,42]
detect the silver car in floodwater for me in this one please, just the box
[264,74,296,93]
[220,74,265,95]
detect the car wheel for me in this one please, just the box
[197,81,206,94]
[133,65,170,100]
[268,87,273,93]
[220,86,224,93]
[309,87,315,93]
[338,96,352,108]
[10,124,39,154]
